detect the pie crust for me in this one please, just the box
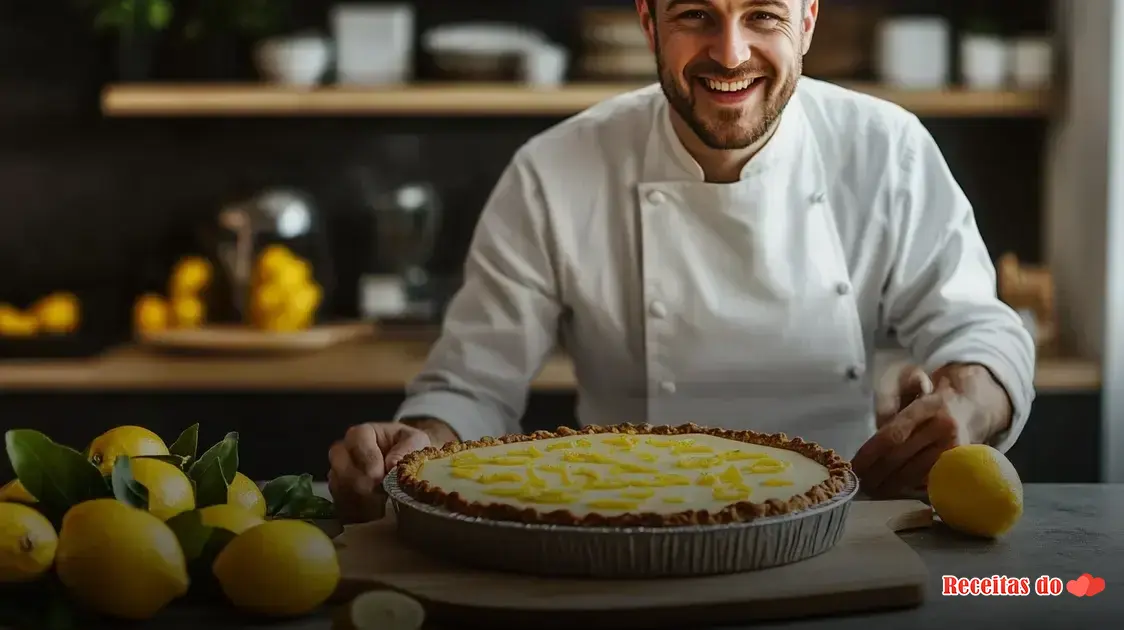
[395,423,852,527]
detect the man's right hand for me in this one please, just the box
[327,420,454,523]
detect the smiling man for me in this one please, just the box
[328,0,1036,522]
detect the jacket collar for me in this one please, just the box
[642,83,809,184]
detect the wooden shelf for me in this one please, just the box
[0,340,1099,393]
[100,82,1052,118]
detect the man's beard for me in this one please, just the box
[654,37,801,151]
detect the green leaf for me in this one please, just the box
[4,430,109,515]
[168,424,199,463]
[188,432,238,485]
[263,473,314,518]
[166,510,239,568]
[193,458,229,508]
[292,495,335,519]
[261,474,303,516]
[188,433,238,508]
[110,456,149,510]
[165,510,212,562]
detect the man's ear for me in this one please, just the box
[636,0,657,52]
[801,0,819,55]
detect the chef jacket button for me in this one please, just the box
[811,191,827,204]
[647,190,667,205]
[649,300,667,318]
[660,381,677,394]
[845,366,863,381]
[835,282,851,296]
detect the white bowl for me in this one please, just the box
[255,36,332,87]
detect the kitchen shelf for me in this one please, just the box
[100,82,1053,118]
[0,340,1100,393]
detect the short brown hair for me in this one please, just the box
[649,0,808,15]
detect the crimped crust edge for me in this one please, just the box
[394,423,853,527]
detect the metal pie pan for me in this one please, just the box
[382,468,858,578]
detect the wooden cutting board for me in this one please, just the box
[137,322,372,355]
[332,500,932,629]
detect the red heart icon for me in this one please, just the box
[1067,574,1090,597]
[1084,574,1106,597]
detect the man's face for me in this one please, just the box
[639,0,817,151]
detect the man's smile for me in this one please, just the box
[695,76,767,105]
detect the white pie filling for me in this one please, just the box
[414,433,831,518]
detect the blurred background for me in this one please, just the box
[0,0,1118,486]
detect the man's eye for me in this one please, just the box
[750,12,780,21]
[677,10,709,21]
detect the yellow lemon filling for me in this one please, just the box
[416,433,830,517]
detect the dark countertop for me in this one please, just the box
[33,484,1124,629]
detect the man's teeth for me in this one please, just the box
[705,78,756,92]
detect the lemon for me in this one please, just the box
[31,292,80,334]
[55,499,189,620]
[228,473,267,518]
[170,256,212,298]
[213,519,340,617]
[198,504,265,535]
[927,444,1024,538]
[134,294,171,333]
[0,479,36,504]
[336,590,426,630]
[251,283,286,316]
[274,259,312,288]
[130,458,195,521]
[87,426,170,476]
[0,306,38,337]
[171,296,205,329]
[0,502,57,583]
[256,245,295,279]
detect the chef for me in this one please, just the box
[329,0,1035,522]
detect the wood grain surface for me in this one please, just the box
[331,500,933,629]
[0,339,1100,392]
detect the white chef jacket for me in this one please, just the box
[394,77,1036,460]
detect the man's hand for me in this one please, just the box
[875,364,934,428]
[327,419,458,523]
[854,363,1013,498]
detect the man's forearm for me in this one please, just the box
[931,362,1014,443]
[399,417,461,446]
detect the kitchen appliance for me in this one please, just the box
[358,182,442,321]
[195,188,336,324]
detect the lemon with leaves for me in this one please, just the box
[55,499,190,620]
[213,519,339,617]
[131,458,195,521]
[87,426,170,476]
[928,444,1024,538]
[0,479,36,504]
[228,473,267,518]
[0,502,57,583]
[198,504,265,535]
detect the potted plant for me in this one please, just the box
[172,0,297,80]
[76,0,175,81]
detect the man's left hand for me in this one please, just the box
[852,363,1012,498]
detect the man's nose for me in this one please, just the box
[710,22,753,69]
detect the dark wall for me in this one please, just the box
[1,1,1048,326]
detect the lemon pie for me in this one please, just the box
[395,423,851,527]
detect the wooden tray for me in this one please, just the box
[136,322,372,355]
[332,499,933,628]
